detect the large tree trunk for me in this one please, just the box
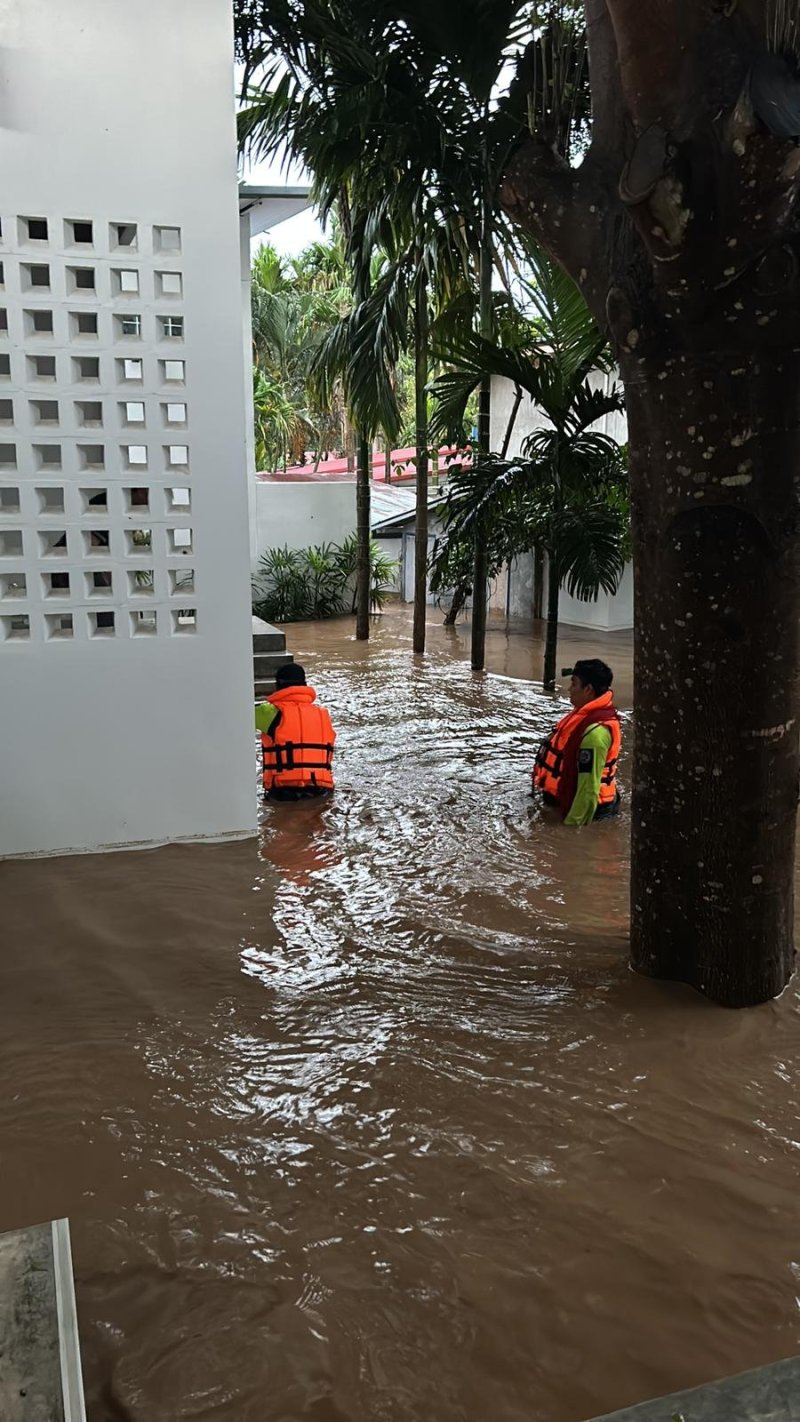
[355,433,371,640]
[499,1,800,1005]
[413,268,429,655]
[627,359,800,1006]
[532,545,544,621]
[543,553,559,691]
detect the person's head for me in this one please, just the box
[275,662,307,690]
[569,658,613,709]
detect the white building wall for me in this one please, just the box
[252,480,356,570]
[0,0,256,856]
[490,372,632,630]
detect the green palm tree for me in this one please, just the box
[430,247,628,688]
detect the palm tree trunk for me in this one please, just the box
[355,433,371,639]
[384,435,392,482]
[471,162,494,673]
[444,583,468,626]
[413,264,429,655]
[532,545,544,621]
[543,552,559,690]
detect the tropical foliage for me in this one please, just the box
[252,538,397,623]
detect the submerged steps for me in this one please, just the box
[253,615,293,698]
[587,1356,800,1422]
[0,1219,85,1421]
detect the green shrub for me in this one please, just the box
[252,538,397,623]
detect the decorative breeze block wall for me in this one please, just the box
[0,217,197,644]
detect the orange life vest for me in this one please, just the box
[533,690,621,819]
[261,685,336,793]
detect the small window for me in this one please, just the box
[45,571,70,596]
[169,527,193,554]
[0,486,19,512]
[24,264,50,289]
[0,354,10,377]
[80,488,108,513]
[75,401,102,428]
[90,610,115,637]
[0,572,27,598]
[122,401,145,425]
[34,444,62,469]
[129,568,155,596]
[162,359,185,383]
[83,529,111,556]
[115,269,139,295]
[69,267,95,292]
[167,445,188,467]
[45,613,74,639]
[125,445,147,467]
[37,486,65,514]
[25,308,54,334]
[67,219,93,244]
[157,271,183,297]
[172,608,197,634]
[0,310,8,333]
[120,358,143,382]
[159,315,184,339]
[169,568,195,597]
[71,310,98,337]
[116,313,141,338]
[0,398,12,423]
[0,443,16,468]
[87,570,113,596]
[131,609,157,636]
[74,356,100,381]
[154,225,181,252]
[111,222,137,249]
[126,528,152,554]
[78,444,104,470]
[0,530,23,556]
[1,613,30,640]
[164,402,187,425]
[126,486,149,510]
[31,400,59,425]
[30,354,56,380]
[167,486,191,512]
[24,217,48,241]
[39,530,67,557]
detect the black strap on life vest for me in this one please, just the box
[264,740,334,773]
[601,756,618,786]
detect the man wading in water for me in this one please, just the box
[532,659,621,825]
[256,663,336,802]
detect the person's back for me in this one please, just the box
[532,658,621,825]
[255,663,336,802]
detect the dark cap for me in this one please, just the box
[275,662,306,687]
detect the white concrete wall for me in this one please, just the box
[252,479,356,569]
[0,0,256,855]
[490,372,633,630]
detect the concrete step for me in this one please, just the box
[254,651,293,679]
[587,1356,800,1422]
[0,1219,86,1421]
[252,616,287,654]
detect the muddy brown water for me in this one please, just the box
[2,608,799,1422]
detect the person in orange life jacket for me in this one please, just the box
[532,658,621,825]
[255,662,336,802]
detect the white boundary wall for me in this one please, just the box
[0,0,256,855]
[252,480,357,570]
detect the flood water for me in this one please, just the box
[2,607,800,1422]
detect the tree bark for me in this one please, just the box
[499,0,800,1005]
[444,583,469,626]
[355,433,371,640]
[413,267,429,655]
[627,357,800,1006]
[543,553,559,691]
